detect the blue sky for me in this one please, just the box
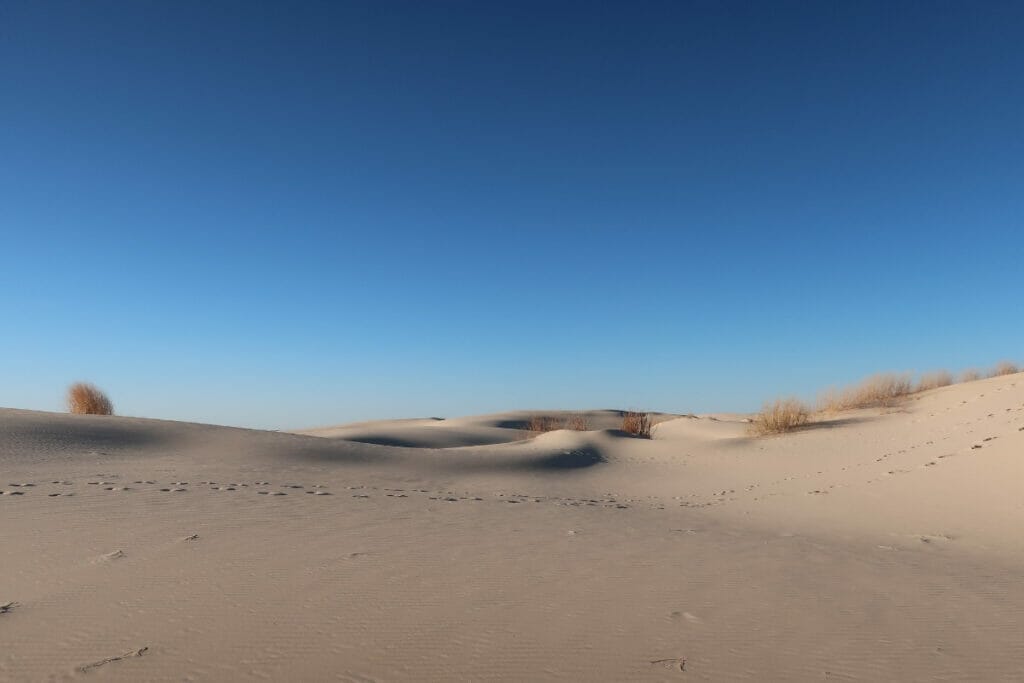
[2,1,1022,429]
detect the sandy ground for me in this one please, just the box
[3,374,1024,681]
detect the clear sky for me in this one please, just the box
[2,1,1022,429]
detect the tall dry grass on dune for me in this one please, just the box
[622,411,652,438]
[917,370,954,392]
[990,361,1020,377]
[960,369,981,383]
[565,413,589,431]
[818,373,914,412]
[67,383,114,415]
[527,415,561,435]
[527,413,590,434]
[750,398,810,435]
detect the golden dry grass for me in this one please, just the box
[818,372,914,411]
[750,398,810,435]
[990,361,1020,377]
[621,411,652,438]
[527,415,561,434]
[917,370,954,392]
[67,383,113,416]
[959,369,981,383]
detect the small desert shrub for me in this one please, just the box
[917,370,953,392]
[565,413,589,431]
[959,369,981,383]
[621,411,651,438]
[990,361,1020,377]
[67,382,113,415]
[750,398,810,435]
[818,373,914,411]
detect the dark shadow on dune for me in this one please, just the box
[801,416,880,431]
[0,419,178,452]
[344,433,517,448]
[521,447,606,470]
[491,419,531,430]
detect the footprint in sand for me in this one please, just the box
[97,550,125,562]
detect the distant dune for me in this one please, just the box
[3,374,1024,680]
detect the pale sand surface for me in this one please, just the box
[3,375,1024,680]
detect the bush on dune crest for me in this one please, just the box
[527,415,560,434]
[917,370,953,392]
[527,413,590,434]
[565,413,589,431]
[750,398,810,435]
[622,411,652,438]
[67,382,114,415]
[990,361,1020,377]
[959,369,981,383]
[818,373,913,411]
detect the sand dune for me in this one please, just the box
[3,375,1024,680]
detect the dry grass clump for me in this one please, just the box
[990,361,1020,377]
[750,398,810,435]
[621,411,652,438]
[818,372,914,411]
[959,368,981,383]
[527,415,561,434]
[917,370,954,392]
[67,382,113,415]
[565,413,589,431]
[528,413,590,434]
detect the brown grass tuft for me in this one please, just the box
[959,369,981,383]
[526,415,561,434]
[67,382,114,416]
[750,398,810,435]
[917,370,953,392]
[990,361,1020,377]
[621,411,652,438]
[565,413,589,431]
[818,372,914,411]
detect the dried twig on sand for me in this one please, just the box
[651,656,686,671]
[78,647,149,673]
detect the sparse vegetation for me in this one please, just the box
[818,373,914,411]
[527,415,561,434]
[565,413,589,431]
[917,370,953,392]
[527,413,590,434]
[622,411,652,438]
[959,369,981,383]
[67,383,113,416]
[990,361,1020,377]
[750,398,810,435]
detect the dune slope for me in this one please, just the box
[2,375,1024,680]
